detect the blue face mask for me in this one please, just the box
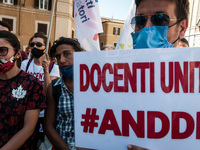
[59,65,73,79]
[131,26,174,49]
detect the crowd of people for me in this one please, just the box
[0,0,191,149]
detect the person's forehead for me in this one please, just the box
[136,0,176,15]
[32,37,44,43]
[56,44,75,53]
[0,38,11,47]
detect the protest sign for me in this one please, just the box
[74,48,200,150]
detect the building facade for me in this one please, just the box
[0,0,75,50]
[99,17,124,49]
[185,0,200,47]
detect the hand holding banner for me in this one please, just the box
[74,47,200,150]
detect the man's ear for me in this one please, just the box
[15,49,22,59]
[179,19,188,39]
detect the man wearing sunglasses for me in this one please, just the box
[130,0,189,49]
[127,0,189,149]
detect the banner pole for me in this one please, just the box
[45,0,56,59]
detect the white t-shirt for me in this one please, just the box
[21,59,60,83]
[21,58,60,117]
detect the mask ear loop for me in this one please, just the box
[172,37,180,44]
[12,49,20,62]
[168,18,183,45]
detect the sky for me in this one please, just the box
[98,0,133,20]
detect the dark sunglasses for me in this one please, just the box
[0,46,9,56]
[131,13,182,31]
[29,42,45,47]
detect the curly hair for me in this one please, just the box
[50,37,84,58]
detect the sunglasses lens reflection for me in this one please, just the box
[131,14,170,31]
[151,14,170,26]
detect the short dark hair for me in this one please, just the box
[135,0,189,20]
[50,37,84,57]
[29,32,51,49]
[0,21,12,31]
[180,38,189,46]
[0,30,20,52]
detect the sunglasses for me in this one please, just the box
[0,47,9,56]
[131,13,182,31]
[29,42,45,47]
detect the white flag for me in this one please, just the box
[74,0,103,51]
[115,0,136,50]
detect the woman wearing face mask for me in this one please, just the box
[0,31,46,149]
[20,32,60,149]
[21,32,60,92]
[43,37,85,150]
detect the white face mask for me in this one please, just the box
[0,56,15,64]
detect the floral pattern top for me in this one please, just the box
[0,70,46,149]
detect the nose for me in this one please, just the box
[144,16,153,28]
[59,55,65,63]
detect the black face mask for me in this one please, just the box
[31,48,45,58]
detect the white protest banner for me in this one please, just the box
[74,47,200,150]
[74,0,103,51]
[115,0,135,50]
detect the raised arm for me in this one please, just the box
[42,54,59,93]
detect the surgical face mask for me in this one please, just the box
[131,26,175,49]
[59,65,73,79]
[0,56,15,75]
[31,47,45,58]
